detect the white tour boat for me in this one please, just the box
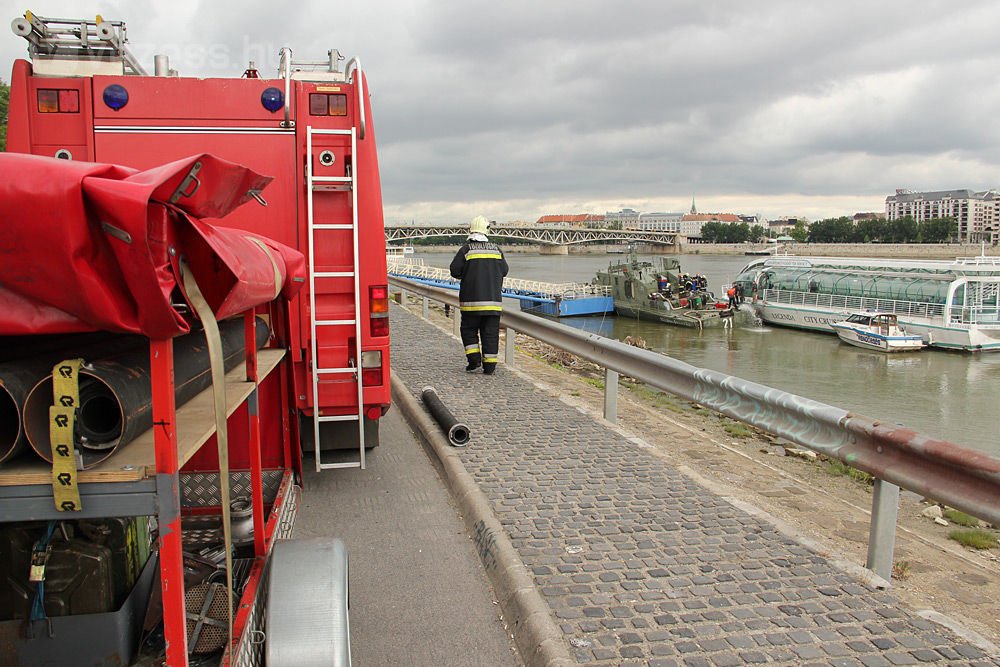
[386,244,415,258]
[733,254,1000,352]
[830,312,926,352]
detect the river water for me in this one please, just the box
[414,250,1000,457]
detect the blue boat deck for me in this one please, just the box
[388,260,614,317]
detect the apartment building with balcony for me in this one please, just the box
[885,188,1000,244]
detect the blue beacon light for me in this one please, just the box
[261,87,284,112]
[102,84,129,111]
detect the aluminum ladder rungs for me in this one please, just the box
[315,319,356,326]
[310,128,352,136]
[318,414,360,423]
[319,461,363,470]
[308,124,365,472]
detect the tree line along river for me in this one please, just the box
[413,249,1000,458]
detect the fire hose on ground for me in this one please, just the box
[420,386,470,447]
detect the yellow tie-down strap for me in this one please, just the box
[50,359,83,512]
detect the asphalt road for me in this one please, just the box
[293,408,523,667]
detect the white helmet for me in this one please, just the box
[469,215,489,235]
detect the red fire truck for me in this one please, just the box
[1,11,391,666]
[7,11,392,472]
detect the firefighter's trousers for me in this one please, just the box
[460,312,501,369]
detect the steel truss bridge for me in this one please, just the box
[385,224,678,247]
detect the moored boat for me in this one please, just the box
[734,254,1000,351]
[595,252,737,329]
[830,312,926,352]
[386,244,415,257]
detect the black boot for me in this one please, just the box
[465,351,482,372]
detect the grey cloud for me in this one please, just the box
[3,1,1000,221]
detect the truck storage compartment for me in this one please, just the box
[0,552,159,667]
[0,518,153,620]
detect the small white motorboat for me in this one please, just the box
[830,312,926,352]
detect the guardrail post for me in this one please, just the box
[453,309,461,336]
[504,327,516,367]
[422,296,429,319]
[604,368,618,422]
[866,478,900,581]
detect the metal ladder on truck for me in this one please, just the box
[11,11,148,74]
[306,125,366,471]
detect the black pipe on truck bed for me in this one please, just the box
[23,317,269,469]
[420,386,470,447]
[0,334,147,466]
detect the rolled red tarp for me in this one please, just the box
[0,152,305,338]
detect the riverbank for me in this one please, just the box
[410,242,1000,259]
[682,242,1000,259]
[408,299,1000,651]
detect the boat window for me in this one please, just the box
[625,280,635,299]
[846,314,870,325]
[759,265,955,305]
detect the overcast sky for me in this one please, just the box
[4,1,1000,224]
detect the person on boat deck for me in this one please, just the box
[727,286,737,308]
[450,215,509,375]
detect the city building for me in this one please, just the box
[535,214,604,227]
[633,212,684,232]
[768,218,803,236]
[603,208,640,228]
[680,213,741,239]
[885,189,1000,244]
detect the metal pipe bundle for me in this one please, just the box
[0,362,50,465]
[0,334,147,466]
[23,318,269,469]
[420,386,470,447]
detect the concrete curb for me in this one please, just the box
[391,374,574,667]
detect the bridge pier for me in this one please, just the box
[539,245,569,255]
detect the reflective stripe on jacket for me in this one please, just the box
[450,238,509,312]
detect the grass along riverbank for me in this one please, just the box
[402,297,1000,652]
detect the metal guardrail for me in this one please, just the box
[390,276,1000,582]
[388,260,610,300]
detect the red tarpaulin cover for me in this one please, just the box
[0,153,305,338]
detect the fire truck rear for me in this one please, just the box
[7,12,392,472]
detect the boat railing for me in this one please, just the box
[763,289,947,321]
[388,275,1000,586]
[954,255,1000,266]
[387,260,610,299]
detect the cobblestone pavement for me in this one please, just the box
[391,304,999,667]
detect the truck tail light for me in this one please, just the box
[370,285,388,313]
[371,317,389,337]
[37,89,79,113]
[361,350,382,386]
[370,284,389,337]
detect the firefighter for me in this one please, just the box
[449,215,509,374]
